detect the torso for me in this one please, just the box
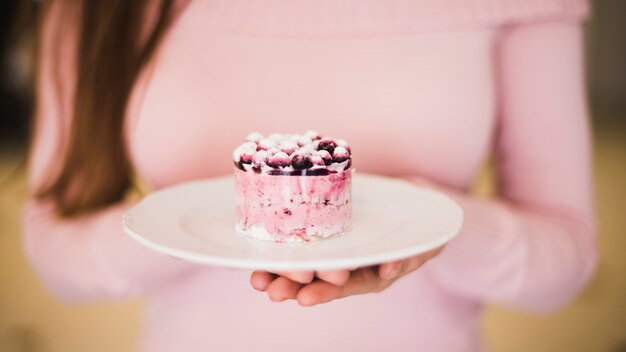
[126,3,497,351]
[128,22,496,190]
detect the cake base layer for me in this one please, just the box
[235,223,349,243]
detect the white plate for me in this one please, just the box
[123,173,463,271]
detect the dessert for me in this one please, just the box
[233,131,353,242]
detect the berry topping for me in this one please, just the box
[332,146,350,163]
[233,142,257,159]
[234,160,246,171]
[234,131,351,173]
[257,138,277,151]
[336,139,352,154]
[268,133,284,141]
[317,138,337,155]
[279,141,299,155]
[254,150,269,164]
[295,135,313,147]
[316,150,333,166]
[267,147,280,156]
[299,143,316,153]
[246,132,264,143]
[232,148,242,161]
[240,149,255,164]
[291,152,313,170]
[267,151,291,168]
[310,154,325,166]
[304,130,322,140]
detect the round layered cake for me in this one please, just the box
[233,131,352,242]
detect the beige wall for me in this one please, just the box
[586,0,626,115]
[480,119,626,352]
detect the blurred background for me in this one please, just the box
[1,1,624,351]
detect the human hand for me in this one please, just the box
[249,246,443,306]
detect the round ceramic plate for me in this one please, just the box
[123,173,463,271]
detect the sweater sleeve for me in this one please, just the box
[22,201,198,303]
[21,5,198,304]
[423,21,597,312]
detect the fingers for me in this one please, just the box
[250,271,277,291]
[250,270,349,304]
[379,257,418,280]
[259,270,347,285]
[252,246,445,306]
[267,276,304,302]
[296,280,343,306]
[378,246,445,280]
[315,270,350,286]
[297,267,381,306]
[276,271,315,284]
[251,271,305,301]
[378,261,404,280]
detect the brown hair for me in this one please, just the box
[32,0,181,217]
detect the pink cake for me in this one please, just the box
[233,131,352,242]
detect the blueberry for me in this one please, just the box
[232,149,242,162]
[246,132,264,143]
[279,141,299,155]
[299,144,316,154]
[257,138,277,151]
[234,160,246,171]
[254,150,269,164]
[267,151,291,168]
[268,133,284,141]
[304,130,322,140]
[240,142,257,150]
[291,153,313,170]
[310,154,325,166]
[233,143,256,161]
[316,150,333,166]
[240,150,255,164]
[295,135,313,147]
[336,139,351,154]
[332,146,350,163]
[317,138,337,155]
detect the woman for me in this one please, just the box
[23,0,597,351]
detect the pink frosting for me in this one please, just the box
[234,168,352,242]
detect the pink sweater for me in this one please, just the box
[23,1,597,351]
